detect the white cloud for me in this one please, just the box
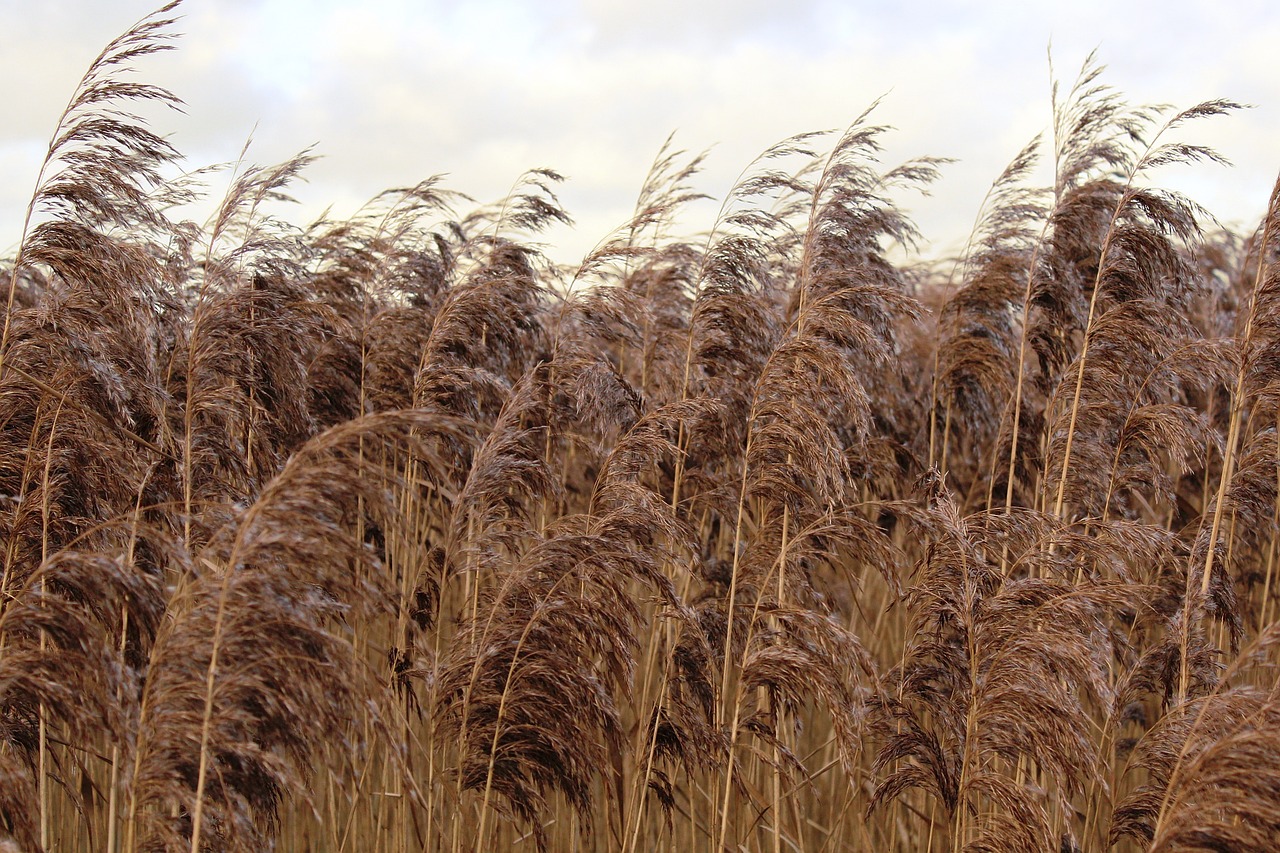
[2,0,1278,261]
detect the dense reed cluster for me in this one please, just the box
[6,4,1280,851]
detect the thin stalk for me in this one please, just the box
[188,559,237,853]
[773,502,789,853]
[1053,115,1237,521]
[474,569,578,850]
[108,485,149,853]
[38,397,65,853]
[1260,413,1280,629]
[1179,175,1280,702]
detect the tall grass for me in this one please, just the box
[4,5,1280,851]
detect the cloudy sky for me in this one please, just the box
[2,0,1277,263]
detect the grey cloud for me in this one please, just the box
[3,0,1279,262]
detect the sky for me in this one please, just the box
[2,0,1278,264]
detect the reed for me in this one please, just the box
[4,5,1280,851]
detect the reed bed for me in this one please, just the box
[4,4,1280,851]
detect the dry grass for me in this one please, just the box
[4,5,1280,852]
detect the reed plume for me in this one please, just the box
[3,6,1278,851]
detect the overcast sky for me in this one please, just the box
[2,0,1278,263]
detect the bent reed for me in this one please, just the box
[3,4,1280,852]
